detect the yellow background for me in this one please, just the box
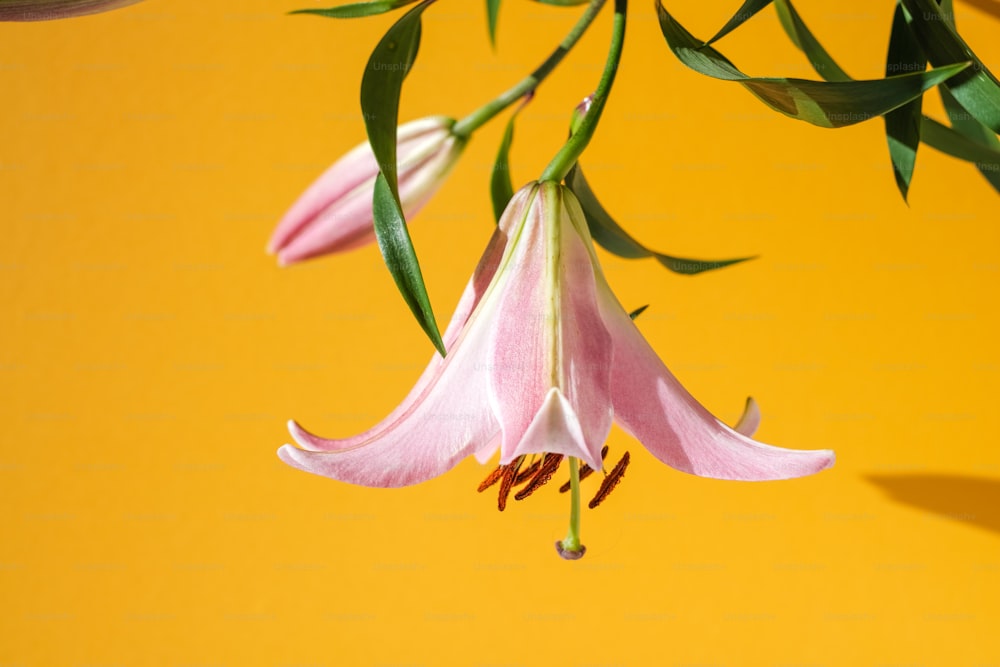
[2,1,999,665]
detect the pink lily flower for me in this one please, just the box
[268,116,465,266]
[0,0,141,20]
[278,181,833,553]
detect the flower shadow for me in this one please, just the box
[866,474,1000,536]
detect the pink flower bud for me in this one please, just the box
[268,116,465,266]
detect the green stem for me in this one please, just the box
[561,457,583,553]
[451,0,607,138]
[539,0,627,182]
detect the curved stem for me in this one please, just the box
[539,0,627,183]
[452,0,607,138]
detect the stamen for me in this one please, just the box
[513,459,541,485]
[497,457,523,512]
[477,464,505,493]
[559,445,609,493]
[514,453,564,501]
[588,451,630,509]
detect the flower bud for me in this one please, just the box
[268,116,465,266]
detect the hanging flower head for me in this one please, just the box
[277,181,834,558]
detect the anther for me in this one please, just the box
[513,458,541,485]
[588,451,630,509]
[514,453,564,501]
[497,457,523,512]
[477,464,505,493]
[559,445,609,493]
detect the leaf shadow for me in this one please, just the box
[866,474,1000,536]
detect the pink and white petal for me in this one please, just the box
[734,396,761,437]
[503,388,603,472]
[278,311,500,486]
[290,227,509,453]
[488,183,613,469]
[598,286,833,481]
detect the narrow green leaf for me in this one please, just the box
[372,174,445,355]
[704,0,773,46]
[899,0,1000,132]
[490,96,532,223]
[775,0,997,193]
[934,4,1000,194]
[486,0,501,46]
[291,0,420,18]
[883,2,927,201]
[657,0,968,128]
[361,0,443,353]
[920,116,1000,193]
[773,0,850,82]
[360,0,432,197]
[628,305,649,320]
[566,165,753,275]
[491,123,516,224]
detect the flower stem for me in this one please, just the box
[539,0,627,183]
[451,0,607,138]
[557,457,585,559]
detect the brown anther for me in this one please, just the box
[477,464,506,493]
[514,453,564,501]
[588,451,630,509]
[513,459,541,485]
[497,457,523,512]
[559,445,609,493]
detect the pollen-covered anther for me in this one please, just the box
[497,457,524,512]
[477,464,506,493]
[588,451,630,509]
[513,458,542,486]
[559,445,609,493]
[514,453,564,501]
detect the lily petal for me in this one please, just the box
[278,299,501,486]
[488,183,613,472]
[289,225,508,453]
[597,285,834,481]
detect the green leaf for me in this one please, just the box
[898,0,1000,132]
[920,116,1000,193]
[291,0,421,18]
[628,305,649,320]
[883,2,928,201]
[566,165,753,275]
[361,1,444,353]
[704,0,773,46]
[490,97,532,224]
[773,0,850,82]
[775,0,997,194]
[486,0,501,46]
[372,174,446,355]
[491,118,516,224]
[656,0,969,128]
[934,3,1000,194]
[360,0,432,197]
